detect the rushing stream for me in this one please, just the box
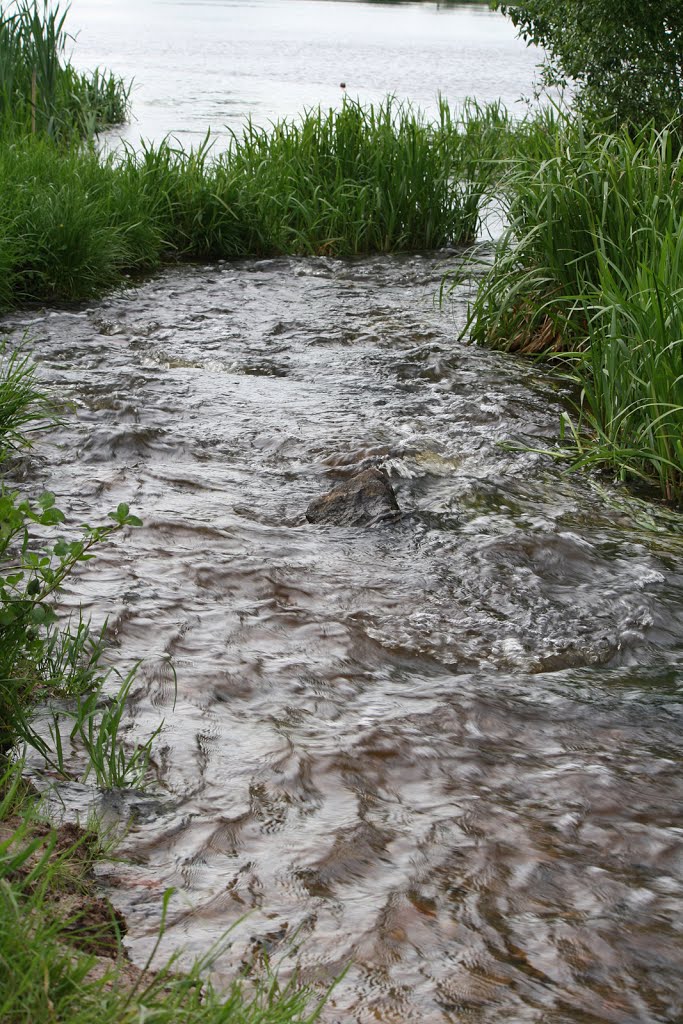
[4,1,683,1021]
[6,251,683,1023]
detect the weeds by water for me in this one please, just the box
[0,460,146,762]
[44,667,163,789]
[0,343,155,785]
[221,99,483,255]
[0,341,53,457]
[455,115,683,504]
[0,0,129,140]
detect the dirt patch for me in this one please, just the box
[1,816,127,958]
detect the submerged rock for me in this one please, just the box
[306,467,400,526]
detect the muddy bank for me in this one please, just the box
[0,816,126,959]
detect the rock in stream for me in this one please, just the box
[306,467,400,526]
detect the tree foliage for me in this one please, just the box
[493,1,683,127]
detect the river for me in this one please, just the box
[5,3,683,1023]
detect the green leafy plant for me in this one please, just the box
[0,485,144,755]
[493,0,683,129]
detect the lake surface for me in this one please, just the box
[66,0,541,147]
[6,3,683,1022]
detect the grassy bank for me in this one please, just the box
[0,5,507,303]
[0,97,499,308]
[1,769,323,1024]
[459,114,683,505]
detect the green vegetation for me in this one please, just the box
[0,343,52,458]
[0,773,323,1024]
[492,0,683,130]
[457,4,683,504]
[459,115,683,502]
[0,98,496,308]
[0,0,129,140]
[0,358,144,767]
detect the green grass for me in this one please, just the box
[457,115,683,503]
[0,0,129,140]
[0,765,325,1024]
[45,666,164,789]
[220,98,482,256]
[0,341,53,458]
[565,245,683,502]
[0,97,504,307]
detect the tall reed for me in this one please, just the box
[459,118,683,503]
[220,98,483,255]
[571,245,683,502]
[0,0,129,140]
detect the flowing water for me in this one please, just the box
[7,252,683,1023]
[5,2,683,1022]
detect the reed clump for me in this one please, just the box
[221,99,483,255]
[0,98,502,305]
[0,0,129,140]
[459,116,683,504]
